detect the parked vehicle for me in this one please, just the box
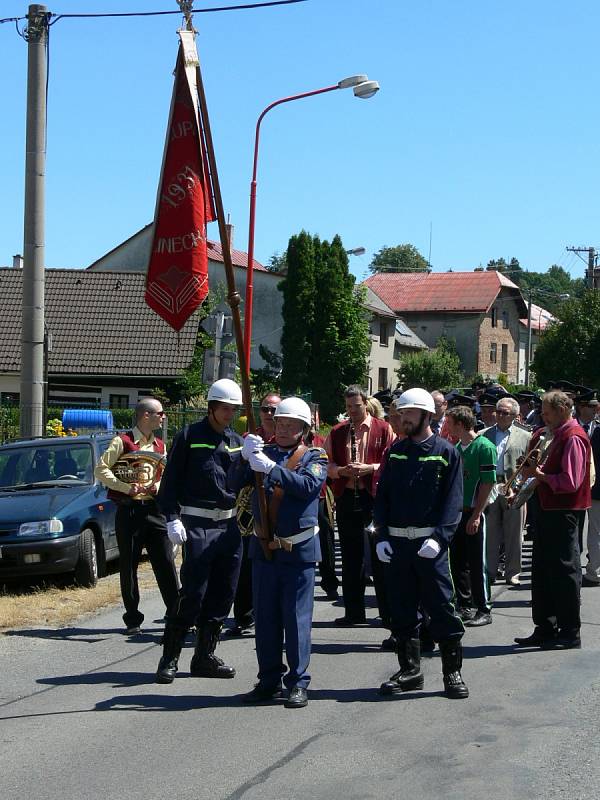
[0,434,118,587]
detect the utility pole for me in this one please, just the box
[19,4,49,437]
[525,289,533,388]
[567,245,597,290]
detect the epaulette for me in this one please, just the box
[308,446,328,459]
[514,420,532,432]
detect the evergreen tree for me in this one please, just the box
[279,231,315,393]
[311,236,370,421]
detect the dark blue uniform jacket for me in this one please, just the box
[373,433,463,547]
[158,417,244,522]
[230,443,327,564]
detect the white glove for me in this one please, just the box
[242,434,264,461]
[167,519,187,545]
[249,450,276,474]
[376,540,393,563]
[418,538,441,559]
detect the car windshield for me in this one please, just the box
[0,442,94,489]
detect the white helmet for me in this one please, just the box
[207,378,243,405]
[274,397,312,426]
[393,388,435,414]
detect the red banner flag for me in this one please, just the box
[145,30,215,331]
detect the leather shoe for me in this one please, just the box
[507,576,521,586]
[125,625,142,635]
[334,615,366,626]
[465,612,492,627]
[242,684,284,704]
[458,607,476,622]
[225,623,255,637]
[285,686,308,708]
[381,634,397,651]
[514,630,556,647]
[543,634,581,650]
[326,590,340,601]
[582,576,600,588]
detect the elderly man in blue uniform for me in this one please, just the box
[155,378,244,684]
[230,397,327,709]
[374,388,468,699]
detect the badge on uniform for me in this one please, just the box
[310,463,324,478]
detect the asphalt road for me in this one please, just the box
[1,545,600,800]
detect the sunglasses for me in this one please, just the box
[495,410,514,417]
[260,406,277,414]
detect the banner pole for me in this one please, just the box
[188,27,273,557]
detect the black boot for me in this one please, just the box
[379,638,424,695]
[439,639,469,699]
[190,621,236,679]
[155,622,188,684]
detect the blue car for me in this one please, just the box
[0,434,118,587]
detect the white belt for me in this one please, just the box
[253,525,318,547]
[388,525,435,540]
[180,506,236,520]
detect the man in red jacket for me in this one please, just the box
[324,385,395,625]
[515,390,592,650]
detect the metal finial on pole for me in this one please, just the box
[176,0,195,31]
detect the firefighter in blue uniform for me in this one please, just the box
[230,397,327,709]
[374,388,469,699]
[155,378,244,684]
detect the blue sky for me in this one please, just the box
[1,0,599,283]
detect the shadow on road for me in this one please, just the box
[4,626,164,644]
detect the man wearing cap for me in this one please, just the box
[574,389,599,437]
[374,388,468,699]
[583,420,600,587]
[155,378,245,684]
[515,391,591,649]
[479,392,499,430]
[230,397,327,709]
[481,395,531,587]
[324,385,395,626]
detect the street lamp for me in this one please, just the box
[244,75,380,372]
[346,247,366,257]
[524,288,570,387]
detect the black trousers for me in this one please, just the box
[317,495,339,594]
[532,509,583,638]
[335,489,389,623]
[449,510,491,614]
[233,535,254,628]
[115,502,179,628]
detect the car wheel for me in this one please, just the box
[74,528,98,587]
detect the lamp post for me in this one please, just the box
[524,288,569,386]
[244,75,379,372]
[346,247,366,257]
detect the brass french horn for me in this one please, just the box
[112,451,167,500]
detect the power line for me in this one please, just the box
[0,1,307,27]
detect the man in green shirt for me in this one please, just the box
[446,406,497,627]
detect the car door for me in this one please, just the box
[93,437,118,558]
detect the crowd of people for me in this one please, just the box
[92,375,599,707]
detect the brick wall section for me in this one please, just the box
[477,288,521,381]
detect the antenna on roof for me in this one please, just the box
[427,221,433,272]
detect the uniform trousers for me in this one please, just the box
[252,558,316,690]
[532,509,582,637]
[584,500,600,582]
[170,516,242,628]
[336,489,389,623]
[317,495,339,595]
[115,502,179,628]
[385,537,464,641]
[485,495,525,581]
[232,535,254,628]
[450,511,491,614]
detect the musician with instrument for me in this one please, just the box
[230,397,327,708]
[515,390,592,650]
[324,385,395,626]
[481,395,531,587]
[155,379,244,684]
[94,397,179,635]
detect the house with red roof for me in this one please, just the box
[364,270,533,383]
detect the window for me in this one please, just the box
[378,368,388,391]
[502,310,509,329]
[109,394,129,409]
[501,343,508,372]
[379,321,389,347]
[491,307,498,328]
[490,342,497,364]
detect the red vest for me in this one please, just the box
[107,431,165,503]
[330,416,391,498]
[537,420,591,511]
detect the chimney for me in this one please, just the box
[225,214,234,249]
[12,254,23,269]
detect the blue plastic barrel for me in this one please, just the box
[62,409,114,431]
